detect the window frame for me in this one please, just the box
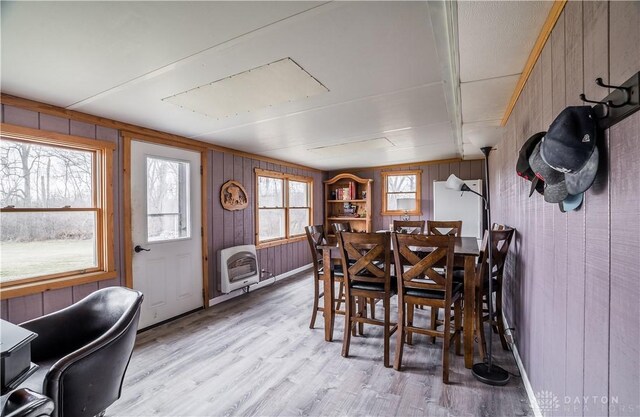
[0,123,116,299]
[254,168,313,248]
[380,169,422,216]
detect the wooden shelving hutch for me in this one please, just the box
[324,173,373,235]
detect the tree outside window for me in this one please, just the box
[381,170,422,215]
[0,124,115,298]
[255,169,312,246]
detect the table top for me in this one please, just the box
[318,235,479,256]
[0,319,37,357]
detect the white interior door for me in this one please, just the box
[131,140,203,329]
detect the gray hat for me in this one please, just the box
[529,142,568,203]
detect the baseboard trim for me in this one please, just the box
[503,315,543,417]
[208,263,312,307]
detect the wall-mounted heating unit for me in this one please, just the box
[220,245,259,293]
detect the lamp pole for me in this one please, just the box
[471,146,510,385]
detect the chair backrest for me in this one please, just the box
[427,220,462,237]
[337,232,393,292]
[21,287,143,417]
[476,227,515,290]
[332,222,352,234]
[393,220,425,234]
[305,225,326,271]
[392,234,455,300]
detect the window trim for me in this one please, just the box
[380,169,422,216]
[0,123,116,299]
[254,168,313,248]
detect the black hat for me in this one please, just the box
[517,132,546,197]
[529,142,568,203]
[541,106,599,195]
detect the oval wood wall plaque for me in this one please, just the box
[221,180,249,211]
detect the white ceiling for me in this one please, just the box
[1,1,551,170]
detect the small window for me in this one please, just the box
[255,169,312,247]
[381,170,422,215]
[0,124,116,298]
[146,156,190,242]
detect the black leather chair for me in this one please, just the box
[2,388,54,417]
[17,287,143,417]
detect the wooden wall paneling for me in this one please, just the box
[222,152,235,252]
[582,2,611,415]
[243,158,254,247]
[551,12,569,404]
[538,38,556,397]
[212,151,225,297]
[72,282,99,303]
[608,113,640,417]
[233,155,244,247]
[70,120,96,139]
[427,164,439,223]
[563,2,587,413]
[3,105,39,128]
[609,1,640,86]
[6,294,43,323]
[39,113,70,134]
[42,288,73,315]
[469,160,483,181]
[372,167,383,231]
[0,299,8,320]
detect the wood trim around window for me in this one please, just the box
[380,169,422,216]
[0,123,116,299]
[254,168,313,248]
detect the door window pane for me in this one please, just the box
[259,209,285,241]
[0,139,93,208]
[0,211,97,282]
[258,177,283,207]
[146,157,190,242]
[289,208,310,236]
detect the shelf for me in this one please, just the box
[327,199,366,203]
[327,217,367,221]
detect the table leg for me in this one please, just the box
[464,254,475,368]
[322,248,335,342]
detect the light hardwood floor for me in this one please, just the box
[108,270,532,417]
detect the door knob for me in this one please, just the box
[134,245,151,253]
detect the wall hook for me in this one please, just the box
[594,77,631,108]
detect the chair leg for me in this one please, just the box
[495,290,509,350]
[335,281,345,311]
[454,299,462,356]
[476,291,487,362]
[383,295,391,368]
[430,306,438,344]
[406,303,414,345]
[369,298,376,320]
[342,295,353,358]
[442,305,451,384]
[309,278,320,329]
[356,296,365,336]
[394,299,405,371]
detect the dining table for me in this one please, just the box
[316,234,480,369]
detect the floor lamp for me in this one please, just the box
[445,146,510,386]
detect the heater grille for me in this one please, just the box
[220,245,260,293]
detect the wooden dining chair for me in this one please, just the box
[426,220,462,237]
[337,232,397,367]
[304,225,346,329]
[424,220,462,338]
[474,227,515,358]
[393,220,425,234]
[392,233,462,383]
[332,222,352,235]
